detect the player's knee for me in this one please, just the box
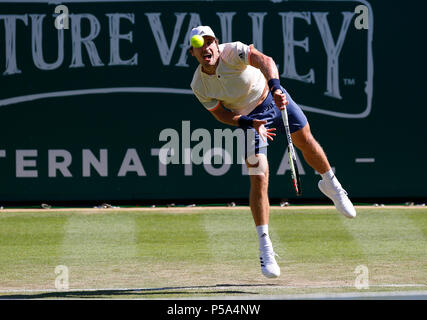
[250,174,269,191]
[246,154,268,177]
[292,125,317,151]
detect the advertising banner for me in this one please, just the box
[0,0,425,202]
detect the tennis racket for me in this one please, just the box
[280,106,302,196]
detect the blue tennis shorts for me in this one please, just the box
[243,87,307,158]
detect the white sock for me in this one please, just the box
[256,225,273,251]
[320,169,335,181]
[321,169,342,189]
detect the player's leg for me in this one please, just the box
[243,96,283,278]
[246,153,270,226]
[246,153,280,278]
[291,123,356,218]
[273,87,356,218]
[291,123,331,174]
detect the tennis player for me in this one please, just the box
[189,26,356,278]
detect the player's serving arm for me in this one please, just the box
[189,26,356,279]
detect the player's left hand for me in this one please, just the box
[273,89,289,110]
[253,119,276,142]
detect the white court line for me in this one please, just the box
[292,290,427,299]
[1,284,426,294]
[199,290,427,300]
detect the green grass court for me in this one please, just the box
[0,206,426,299]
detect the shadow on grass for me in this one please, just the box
[0,283,277,299]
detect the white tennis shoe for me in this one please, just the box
[318,179,356,218]
[259,249,280,278]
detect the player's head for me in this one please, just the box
[189,26,220,71]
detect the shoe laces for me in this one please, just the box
[326,180,348,197]
[337,187,348,196]
[260,250,280,266]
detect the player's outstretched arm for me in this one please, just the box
[248,45,280,81]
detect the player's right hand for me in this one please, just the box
[273,89,289,110]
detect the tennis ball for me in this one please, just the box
[191,35,204,48]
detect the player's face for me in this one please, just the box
[191,36,220,71]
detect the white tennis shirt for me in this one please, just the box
[190,41,267,116]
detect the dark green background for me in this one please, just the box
[0,0,425,203]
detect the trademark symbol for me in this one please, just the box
[343,78,356,86]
